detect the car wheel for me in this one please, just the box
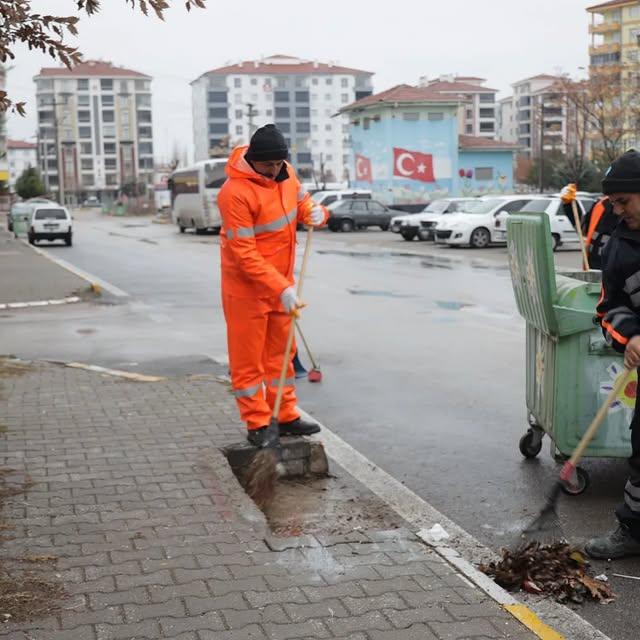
[195,228,207,235]
[28,234,35,245]
[401,230,417,241]
[179,225,186,234]
[8,221,13,232]
[328,223,338,232]
[470,227,491,249]
[380,224,390,231]
[551,233,561,252]
[340,219,354,232]
[65,232,72,247]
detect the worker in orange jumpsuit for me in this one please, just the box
[218,124,328,448]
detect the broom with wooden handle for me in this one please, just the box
[560,183,590,271]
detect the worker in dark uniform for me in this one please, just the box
[582,196,618,270]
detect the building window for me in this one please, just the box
[297,152,312,163]
[209,122,228,134]
[325,139,332,146]
[119,81,129,93]
[312,78,318,85]
[363,117,370,130]
[138,142,153,155]
[479,122,495,132]
[138,126,152,138]
[236,125,243,135]
[37,79,53,91]
[251,77,258,85]
[77,79,89,91]
[135,79,151,91]
[137,110,152,123]
[296,106,310,118]
[103,125,115,138]
[403,112,420,121]
[139,157,154,169]
[341,78,349,88]
[81,158,93,171]
[275,122,290,133]
[466,124,473,134]
[266,109,272,116]
[234,77,242,88]
[208,91,228,103]
[341,94,349,103]
[78,126,92,139]
[479,93,494,103]
[275,91,289,102]
[325,94,331,101]
[479,108,495,118]
[100,79,113,91]
[102,110,115,123]
[105,157,117,170]
[235,109,243,118]
[297,121,310,133]
[325,123,332,131]
[428,112,444,121]
[275,106,290,118]
[106,173,118,186]
[234,93,242,104]
[295,91,309,102]
[276,78,288,88]
[136,94,151,108]
[325,77,333,85]
[209,107,228,118]
[78,110,91,123]
[475,167,494,181]
[82,173,95,186]
[80,142,92,154]
[80,96,91,108]
[104,142,116,154]
[101,94,114,107]
[465,109,473,119]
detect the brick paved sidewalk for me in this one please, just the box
[0,361,537,640]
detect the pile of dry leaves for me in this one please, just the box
[479,542,615,604]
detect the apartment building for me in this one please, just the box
[7,140,38,188]
[419,75,498,138]
[191,54,373,183]
[588,0,640,72]
[34,60,154,204]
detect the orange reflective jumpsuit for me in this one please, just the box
[218,146,327,430]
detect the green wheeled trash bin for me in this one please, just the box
[506,212,633,495]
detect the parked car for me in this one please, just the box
[313,190,372,208]
[434,196,535,248]
[8,198,56,232]
[395,198,479,241]
[493,195,588,251]
[82,196,101,207]
[327,199,392,232]
[28,204,73,246]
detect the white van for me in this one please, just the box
[312,190,372,208]
[28,203,73,246]
[169,159,227,234]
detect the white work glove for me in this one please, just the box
[280,286,301,314]
[306,205,325,227]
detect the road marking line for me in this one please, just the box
[299,408,611,640]
[65,362,165,382]
[0,296,81,310]
[24,241,129,297]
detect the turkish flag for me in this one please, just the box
[393,148,435,183]
[355,154,372,183]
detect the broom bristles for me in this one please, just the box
[512,482,564,551]
[245,449,279,509]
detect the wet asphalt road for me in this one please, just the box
[2,211,639,639]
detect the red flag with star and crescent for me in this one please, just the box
[355,154,372,183]
[392,148,435,183]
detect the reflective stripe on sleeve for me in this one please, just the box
[233,383,262,398]
[266,377,296,388]
[226,207,297,241]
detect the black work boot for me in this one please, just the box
[585,524,640,559]
[278,416,321,436]
[247,424,280,449]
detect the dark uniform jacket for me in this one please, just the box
[583,198,619,270]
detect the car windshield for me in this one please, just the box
[458,199,504,214]
[34,209,67,220]
[422,200,449,214]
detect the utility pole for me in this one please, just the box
[246,103,258,140]
[538,97,545,194]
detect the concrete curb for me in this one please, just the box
[63,361,165,382]
[0,296,81,310]
[22,239,128,297]
[300,408,611,640]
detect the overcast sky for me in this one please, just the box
[6,0,593,163]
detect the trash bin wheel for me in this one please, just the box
[519,429,543,459]
[561,467,590,496]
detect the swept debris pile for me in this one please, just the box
[479,542,615,604]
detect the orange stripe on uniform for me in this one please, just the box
[602,319,630,345]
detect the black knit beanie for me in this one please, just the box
[602,150,640,194]
[245,124,288,162]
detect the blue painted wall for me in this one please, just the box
[349,106,514,203]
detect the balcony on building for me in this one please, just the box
[589,20,621,35]
[589,41,622,56]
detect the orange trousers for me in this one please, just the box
[222,293,299,430]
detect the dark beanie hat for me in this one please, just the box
[245,124,288,162]
[602,150,640,194]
